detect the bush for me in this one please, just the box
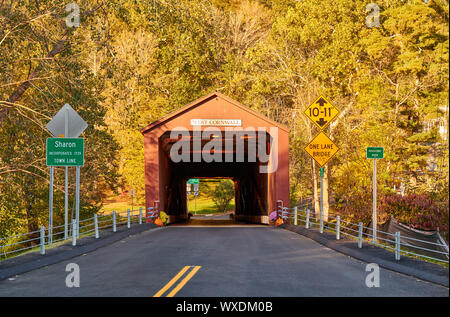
[379,193,449,241]
[334,191,374,226]
[206,179,235,213]
[334,191,449,242]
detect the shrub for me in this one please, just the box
[379,193,449,241]
[334,191,374,226]
[206,179,235,213]
[334,191,449,242]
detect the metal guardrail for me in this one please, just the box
[2,200,448,265]
[0,206,160,261]
[276,203,449,264]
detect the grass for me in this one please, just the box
[99,194,235,216]
[100,179,236,216]
[187,194,235,215]
[98,199,235,216]
[99,201,144,215]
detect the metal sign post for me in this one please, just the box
[372,158,377,242]
[194,191,198,215]
[49,166,54,244]
[186,183,191,213]
[366,147,384,243]
[46,104,87,241]
[64,165,68,240]
[64,107,69,240]
[46,137,84,237]
[319,167,324,233]
[303,95,340,235]
[75,166,80,237]
[193,183,199,216]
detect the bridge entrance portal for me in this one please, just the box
[141,92,289,224]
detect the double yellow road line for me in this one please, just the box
[153,266,201,297]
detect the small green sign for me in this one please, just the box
[319,167,324,177]
[46,138,84,166]
[366,147,384,159]
[187,178,199,184]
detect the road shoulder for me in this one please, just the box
[0,223,159,281]
[280,223,449,288]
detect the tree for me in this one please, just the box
[205,179,235,213]
[0,1,119,240]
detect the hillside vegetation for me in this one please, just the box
[0,0,448,240]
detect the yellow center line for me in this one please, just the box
[166,266,202,297]
[153,266,191,297]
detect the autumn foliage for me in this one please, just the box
[379,193,449,240]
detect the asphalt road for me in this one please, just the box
[0,226,448,296]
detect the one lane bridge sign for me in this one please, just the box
[304,95,340,130]
[304,131,339,167]
[46,138,84,166]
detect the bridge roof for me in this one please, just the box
[140,91,290,134]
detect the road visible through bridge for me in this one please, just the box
[0,225,447,296]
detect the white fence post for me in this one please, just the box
[40,226,46,255]
[320,212,324,233]
[358,222,363,248]
[294,206,298,226]
[127,208,131,229]
[72,219,77,246]
[94,214,99,239]
[306,209,310,229]
[139,207,143,224]
[395,232,401,260]
[113,210,116,232]
[336,216,340,240]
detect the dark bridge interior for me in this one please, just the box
[158,131,271,222]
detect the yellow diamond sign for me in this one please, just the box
[304,95,340,130]
[304,131,340,167]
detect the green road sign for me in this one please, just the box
[366,147,384,159]
[187,178,199,184]
[46,138,84,166]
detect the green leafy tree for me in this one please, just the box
[0,1,119,241]
[206,179,235,213]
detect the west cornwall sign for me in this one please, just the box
[190,119,242,127]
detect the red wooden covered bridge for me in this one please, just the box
[140,92,289,224]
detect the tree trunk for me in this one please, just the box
[312,159,319,219]
[323,164,329,221]
[23,173,39,246]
